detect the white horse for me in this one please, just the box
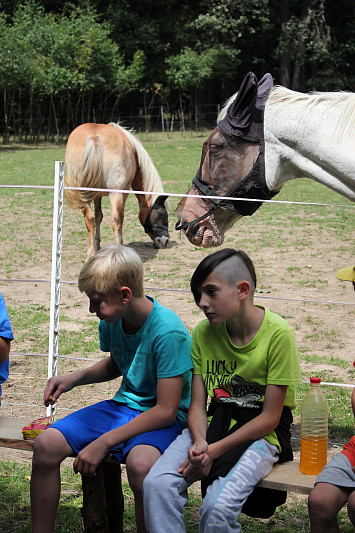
[175,72,355,248]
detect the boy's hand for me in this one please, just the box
[187,440,208,466]
[178,455,213,482]
[44,375,75,406]
[187,439,208,466]
[177,439,212,481]
[73,438,111,477]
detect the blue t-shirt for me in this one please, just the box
[0,293,14,406]
[99,297,193,427]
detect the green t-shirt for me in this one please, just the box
[191,306,301,448]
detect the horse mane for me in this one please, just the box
[217,93,237,122]
[267,86,355,143]
[218,85,355,144]
[109,123,165,204]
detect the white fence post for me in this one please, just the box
[47,161,65,417]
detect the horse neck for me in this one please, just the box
[126,135,164,198]
[263,96,355,201]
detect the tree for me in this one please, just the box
[276,0,331,90]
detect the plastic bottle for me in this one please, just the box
[299,377,329,475]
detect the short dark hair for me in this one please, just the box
[190,248,257,305]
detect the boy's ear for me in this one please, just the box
[120,286,132,303]
[237,280,251,300]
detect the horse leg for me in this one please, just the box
[93,196,103,252]
[109,192,127,246]
[83,204,96,259]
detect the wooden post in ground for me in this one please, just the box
[81,458,124,533]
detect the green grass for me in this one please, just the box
[0,134,354,532]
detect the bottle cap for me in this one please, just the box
[310,377,321,383]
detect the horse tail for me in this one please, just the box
[109,122,168,208]
[64,136,104,211]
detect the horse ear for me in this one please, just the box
[257,73,274,99]
[218,72,258,137]
[154,195,168,207]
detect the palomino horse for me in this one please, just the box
[64,122,169,258]
[175,72,355,247]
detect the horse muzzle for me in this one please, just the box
[153,235,169,249]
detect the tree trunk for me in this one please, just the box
[279,0,291,87]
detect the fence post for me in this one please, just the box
[47,161,64,417]
[161,105,165,132]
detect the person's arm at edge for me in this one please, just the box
[351,388,355,418]
[0,336,10,364]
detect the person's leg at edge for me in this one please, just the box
[143,429,194,533]
[199,439,279,533]
[308,482,351,533]
[125,444,162,533]
[31,428,74,533]
[346,488,355,526]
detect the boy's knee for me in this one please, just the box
[32,428,69,466]
[308,487,323,513]
[308,485,333,520]
[347,491,355,525]
[127,457,157,492]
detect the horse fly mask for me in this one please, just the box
[175,72,280,232]
[144,195,169,239]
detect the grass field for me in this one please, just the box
[0,131,354,532]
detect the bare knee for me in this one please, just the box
[126,446,161,494]
[347,490,355,525]
[127,458,154,493]
[308,483,347,531]
[309,486,329,518]
[32,428,72,468]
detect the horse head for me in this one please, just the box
[175,72,278,248]
[144,195,170,248]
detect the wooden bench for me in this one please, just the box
[0,415,317,531]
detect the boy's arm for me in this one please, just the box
[187,374,208,451]
[0,337,10,363]
[208,384,287,461]
[73,374,183,476]
[178,374,209,479]
[180,383,287,482]
[44,354,121,406]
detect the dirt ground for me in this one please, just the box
[0,183,354,472]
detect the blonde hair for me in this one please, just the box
[78,245,144,297]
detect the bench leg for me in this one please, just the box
[103,461,124,533]
[81,463,109,532]
[81,461,124,533]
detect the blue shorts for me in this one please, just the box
[51,400,183,463]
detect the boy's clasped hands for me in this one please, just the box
[178,439,211,482]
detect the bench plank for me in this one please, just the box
[258,461,317,495]
[0,417,317,502]
[0,415,34,451]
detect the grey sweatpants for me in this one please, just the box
[143,428,279,533]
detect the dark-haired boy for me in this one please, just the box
[143,248,301,532]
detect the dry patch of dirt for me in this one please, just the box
[0,190,354,463]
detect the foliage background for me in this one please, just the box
[0,0,354,140]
